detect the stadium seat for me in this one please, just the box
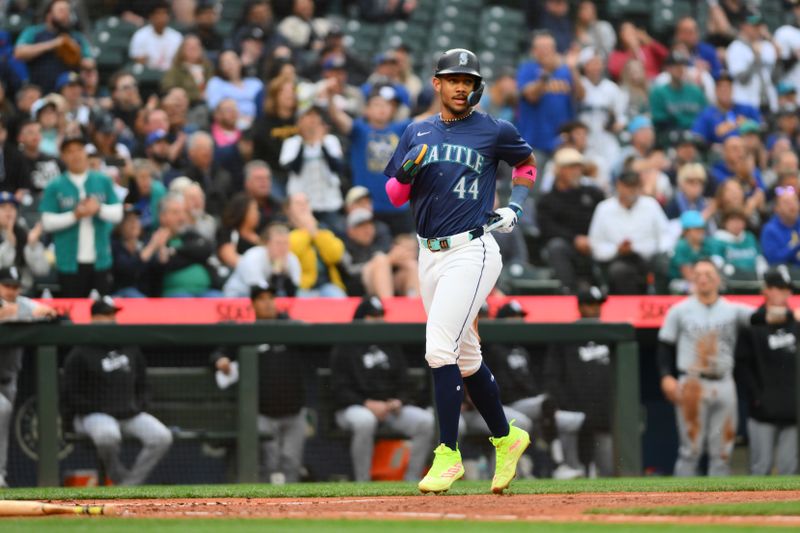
[0,12,32,39]
[94,16,137,39]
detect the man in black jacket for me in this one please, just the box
[544,286,613,476]
[62,297,172,485]
[330,296,435,482]
[212,282,307,483]
[537,148,604,293]
[735,268,798,475]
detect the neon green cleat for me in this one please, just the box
[490,420,531,494]
[418,444,464,494]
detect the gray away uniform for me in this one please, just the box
[0,296,37,486]
[658,296,753,476]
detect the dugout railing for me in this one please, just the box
[0,322,639,486]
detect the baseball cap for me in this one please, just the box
[374,51,398,66]
[145,129,169,148]
[0,191,18,206]
[778,81,797,95]
[554,147,584,168]
[347,208,373,229]
[55,71,82,92]
[250,281,275,300]
[30,93,65,118]
[0,266,21,287]
[671,129,704,147]
[738,119,761,135]
[680,210,705,230]
[744,12,764,25]
[353,295,385,319]
[577,286,607,305]
[664,51,691,66]
[59,133,86,152]
[617,170,641,187]
[496,300,527,319]
[628,115,652,134]
[369,84,400,103]
[240,25,266,42]
[577,46,603,67]
[345,186,370,209]
[764,267,792,290]
[90,295,122,316]
[93,112,115,134]
[322,56,347,71]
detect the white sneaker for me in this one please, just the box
[552,464,584,480]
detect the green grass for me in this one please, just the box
[3,476,800,501]
[591,500,800,517]
[0,519,792,533]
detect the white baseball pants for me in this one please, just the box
[419,234,502,376]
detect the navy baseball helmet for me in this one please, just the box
[434,48,485,106]
[435,48,482,80]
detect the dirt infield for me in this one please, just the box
[55,490,800,526]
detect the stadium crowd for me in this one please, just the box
[2,0,800,297]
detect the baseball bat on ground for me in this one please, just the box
[0,500,115,516]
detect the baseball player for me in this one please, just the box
[63,297,173,485]
[735,268,798,475]
[658,259,755,476]
[384,48,537,494]
[0,266,56,488]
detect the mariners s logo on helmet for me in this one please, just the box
[458,52,468,66]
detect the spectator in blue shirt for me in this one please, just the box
[674,17,722,80]
[327,83,413,235]
[518,31,584,155]
[761,188,800,266]
[692,72,761,146]
[709,135,765,193]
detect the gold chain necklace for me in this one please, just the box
[440,109,473,123]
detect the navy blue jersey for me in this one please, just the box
[384,111,531,238]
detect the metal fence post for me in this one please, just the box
[36,345,59,486]
[237,345,259,483]
[613,340,641,476]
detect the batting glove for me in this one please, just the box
[486,205,521,234]
[395,144,428,184]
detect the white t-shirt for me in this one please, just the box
[725,38,777,111]
[775,24,800,100]
[129,25,183,71]
[223,246,302,298]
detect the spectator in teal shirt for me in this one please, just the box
[39,136,122,297]
[650,52,706,146]
[669,210,711,293]
[708,208,764,276]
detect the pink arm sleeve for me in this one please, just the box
[385,177,411,207]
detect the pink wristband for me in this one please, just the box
[385,177,411,207]
[513,164,537,185]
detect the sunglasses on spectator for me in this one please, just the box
[776,186,797,197]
